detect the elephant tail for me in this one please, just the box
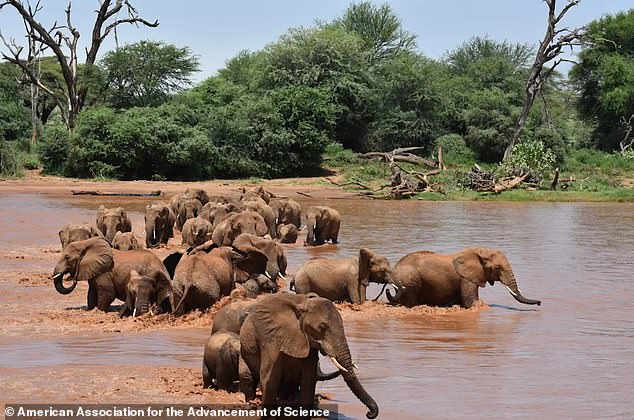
[174,283,192,316]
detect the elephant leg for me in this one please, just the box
[359,284,367,303]
[460,279,480,308]
[260,361,282,405]
[94,275,116,312]
[216,363,237,391]
[347,283,361,304]
[298,354,318,407]
[239,356,257,402]
[202,360,214,389]
[87,282,98,310]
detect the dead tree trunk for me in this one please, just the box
[504,0,584,162]
[619,114,634,153]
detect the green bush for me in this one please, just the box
[39,124,72,175]
[22,153,41,170]
[500,140,556,180]
[435,134,475,165]
[0,141,25,177]
[323,143,358,166]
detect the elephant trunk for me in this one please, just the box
[306,215,316,244]
[53,272,77,295]
[333,343,379,419]
[384,272,405,303]
[502,271,541,306]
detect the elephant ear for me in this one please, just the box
[59,227,70,248]
[162,252,183,279]
[358,248,375,286]
[76,238,114,281]
[452,250,487,287]
[251,294,310,359]
[89,226,104,239]
[230,246,268,276]
[154,270,174,313]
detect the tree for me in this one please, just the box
[445,36,533,77]
[336,1,416,62]
[503,0,584,162]
[571,9,634,151]
[0,0,158,130]
[101,40,200,108]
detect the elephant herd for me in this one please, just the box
[50,185,541,419]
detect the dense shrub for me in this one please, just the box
[500,140,556,179]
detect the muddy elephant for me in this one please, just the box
[181,217,213,247]
[119,269,173,317]
[239,185,272,204]
[276,223,298,244]
[239,293,379,418]
[200,203,239,230]
[203,330,241,391]
[292,248,404,304]
[184,188,210,206]
[387,247,542,308]
[170,194,203,230]
[211,211,267,246]
[168,241,268,315]
[232,233,287,282]
[112,231,141,250]
[96,206,132,243]
[241,199,276,239]
[52,237,172,314]
[144,203,175,248]
[305,205,340,245]
[239,275,279,298]
[271,198,301,229]
[58,223,104,249]
[211,299,256,335]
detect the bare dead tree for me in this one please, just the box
[503,0,584,162]
[619,114,634,153]
[0,0,158,131]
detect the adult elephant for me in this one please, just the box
[58,223,103,249]
[292,248,404,304]
[96,206,132,243]
[241,199,276,239]
[52,237,172,314]
[144,203,175,248]
[239,185,272,204]
[232,233,287,282]
[200,203,239,230]
[271,198,301,229]
[203,330,240,391]
[181,217,213,247]
[239,293,379,418]
[388,247,542,308]
[112,231,141,250]
[170,194,203,230]
[305,205,340,245]
[211,211,267,246]
[184,188,210,206]
[168,241,268,315]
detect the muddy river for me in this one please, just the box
[1,192,633,419]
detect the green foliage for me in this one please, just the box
[0,141,25,177]
[323,142,359,166]
[435,134,475,165]
[0,64,30,142]
[571,10,634,150]
[445,36,533,76]
[500,140,556,179]
[100,40,200,108]
[39,123,72,175]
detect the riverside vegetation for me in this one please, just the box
[1,3,633,201]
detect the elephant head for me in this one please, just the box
[96,205,132,243]
[184,188,210,205]
[176,197,203,230]
[119,269,173,317]
[212,211,268,246]
[200,203,239,229]
[277,223,298,243]
[451,247,541,306]
[272,198,301,228]
[239,185,271,204]
[182,217,213,247]
[359,248,404,302]
[249,293,378,418]
[52,237,114,295]
[232,233,287,282]
[145,203,175,248]
[305,206,339,245]
[58,224,103,249]
[112,231,141,250]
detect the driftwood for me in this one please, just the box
[296,191,313,198]
[356,147,438,168]
[466,166,529,194]
[71,190,163,197]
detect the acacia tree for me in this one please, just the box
[503,0,584,162]
[0,0,158,131]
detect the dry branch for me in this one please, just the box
[71,190,162,197]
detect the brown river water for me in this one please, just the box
[1,193,633,419]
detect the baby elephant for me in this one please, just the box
[277,223,298,244]
[112,231,141,250]
[181,217,213,247]
[203,330,240,391]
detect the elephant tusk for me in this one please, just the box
[133,307,137,317]
[313,223,316,230]
[330,356,348,373]
[264,271,272,280]
[153,229,156,240]
[277,273,286,281]
[505,285,518,297]
[353,362,359,369]
[52,273,62,281]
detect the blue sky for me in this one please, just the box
[1,0,632,81]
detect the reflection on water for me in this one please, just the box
[1,194,633,418]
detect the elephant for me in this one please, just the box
[211,210,267,246]
[239,185,272,204]
[144,203,175,248]
[305,205,340,245]
[181,217,213,247]
[211,299,255,335]
[232,233,287,282]
[276,223,298,244]
[184,187,210,205]
[270,198,301,229]
[387,247,542,309]
[239,275,279,299]
[112,231,141,250]
[96,205,132,243]
[58,223,103,249]
[169,194,203,230]
[168,241,268,315]
[241,199,277,239]
[203,330,241,391]
[119,269,173,317]
[52,237,172,313]
[292,248,404,304]
[239,292,379,418]
[200,202,239,230]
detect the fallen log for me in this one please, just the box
[71,190,163,197]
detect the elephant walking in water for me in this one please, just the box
[305,205,340,245]
[388,247,541,308]
[96,206,132,243]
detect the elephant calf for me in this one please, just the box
[181,217,213,247]
[305,205,340,245]
[277,223,298,244]
[112,231,141,250]
[203,330,240,391]
[96,205,132,243]
[58,223,104,249]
